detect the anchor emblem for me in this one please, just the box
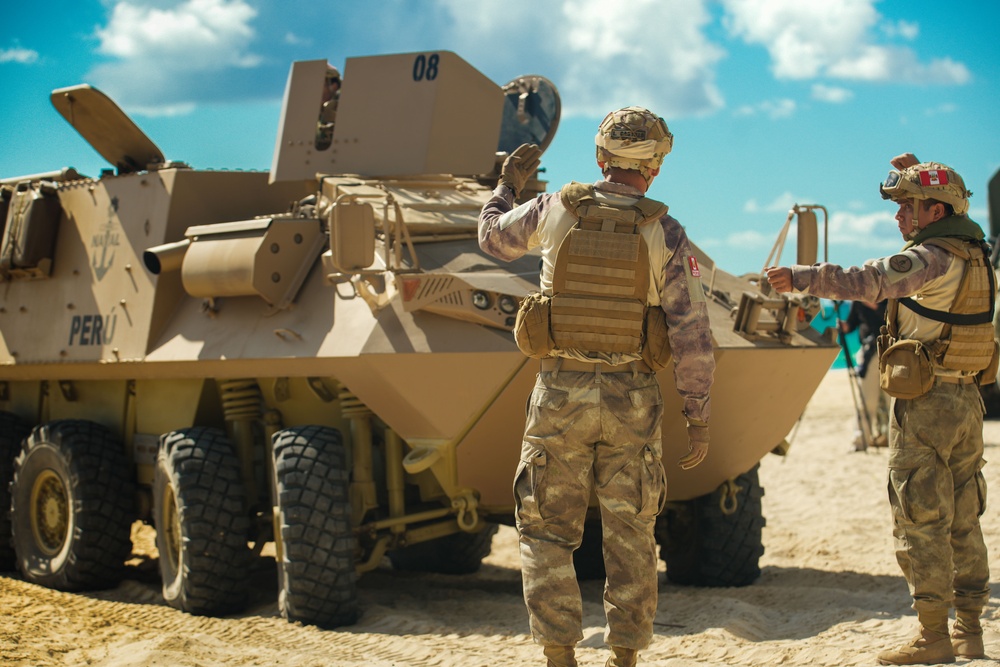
[91,196,121,281]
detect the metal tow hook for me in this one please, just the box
[719,479,743,516]
[452,493,480,532]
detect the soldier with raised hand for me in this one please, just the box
[766,157,994,665]
[479,107,715,667]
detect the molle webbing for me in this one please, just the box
[890,237,996,372]
[550,183,664,355]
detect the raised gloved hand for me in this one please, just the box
[499,143,542,197]
[678,421,709,470]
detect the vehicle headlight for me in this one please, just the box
[498,295,518,314]
[472,291,491,310]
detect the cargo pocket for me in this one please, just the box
[628,383,663,410]
[887,447,939,524]
[514,442,548,526]
[531,385,568,411]
[637,443,667,519]
[975,459,988,517]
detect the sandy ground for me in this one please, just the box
[1,369,998,667]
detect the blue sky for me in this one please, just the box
[2,0,998,276]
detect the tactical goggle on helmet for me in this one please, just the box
[879,162,971,216]
[595,106,673,184]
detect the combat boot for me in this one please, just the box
[952,612,985,659]
[605,646,638,667]
[876,627,955,665]
[543,645,578,667]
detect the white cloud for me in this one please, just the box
[744,191,801,214]
[726,229,771,248]
[811,84,853,103]
[827,210,900,248]
[882,20,919,40]
[0,47,39,64]
[827,48,969,84]
[721,0,968,84]
[96,0,258,65]
[733,98,796,119]
[89,0,260,111]
[435,0,727,119]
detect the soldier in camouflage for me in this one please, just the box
[315,64,340,151]
[479,107,715,667]
[766,155,992,665]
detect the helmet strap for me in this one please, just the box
[907,200,924,240]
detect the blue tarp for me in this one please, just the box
[810,300,860,370]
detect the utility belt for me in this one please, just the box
[540,357,653,374]
[514,292,672,371]
[935,374,978,385]
[877,332,997,399]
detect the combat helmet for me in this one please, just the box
[880,161,971,216]
[595,106,673,186]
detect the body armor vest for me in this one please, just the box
[549,183,668,357]
[886,236,996,372]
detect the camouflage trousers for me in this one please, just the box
[514,369,666,649]
[888,380,990,616]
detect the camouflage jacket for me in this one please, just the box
[789,217,988,349]
[478,181,715,423]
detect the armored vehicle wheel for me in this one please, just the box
[153,427,252,615]
[11,420,134,590]
[656,464,765,587]
[272,425,358,628]
[0,412,31,571]
[572,519,606,581]
[389,523,498,574]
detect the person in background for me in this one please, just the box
[841,299,889,449]
[315,64,341,150]
[766,154,993,665]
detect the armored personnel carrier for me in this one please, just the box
[0,51,837,627]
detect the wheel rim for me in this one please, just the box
[30,469,69,556]
[160,482,182,574]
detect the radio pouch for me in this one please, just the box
[879,338,934,399]
[514,292,554,359]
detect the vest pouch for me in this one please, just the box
[514,292,554,359]
[879,338,934,399]
[977,339,1000,386]
[641,306,672,371]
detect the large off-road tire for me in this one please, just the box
[389,523,499,575]
[153,427,252,615]
[0,412,31,571]
[572,519,606,581]
[656,464,765,587]
[272,425,358,628]
[11,420,134,590]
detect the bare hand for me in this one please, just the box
[890,153,919,170]
[764,266,793,293]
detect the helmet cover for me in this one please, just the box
[880,161,971,215]
[595,106,673,185]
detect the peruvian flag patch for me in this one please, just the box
[688,256,701,277]
[919,170,948,186]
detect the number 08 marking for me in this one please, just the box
[412,54,440,82]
